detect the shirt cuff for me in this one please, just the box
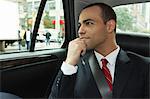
[61,61,78,75]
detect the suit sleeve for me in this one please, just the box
[49,70,76,99]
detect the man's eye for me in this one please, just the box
[85,22,93,25]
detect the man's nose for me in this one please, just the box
[78,25,86,35]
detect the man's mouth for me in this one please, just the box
[80,37,90,39]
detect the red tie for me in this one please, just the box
[101,59,112,91]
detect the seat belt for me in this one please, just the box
[85,52,112,98]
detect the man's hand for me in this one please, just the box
[65,38,87,66]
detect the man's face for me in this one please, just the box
[78,6,109,50]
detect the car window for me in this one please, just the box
[0,0,65,54]
[114,2,150,36]
[35,0,65,50]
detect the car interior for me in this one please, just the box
[0,0,149,98]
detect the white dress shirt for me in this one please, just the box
[61,46,120,83]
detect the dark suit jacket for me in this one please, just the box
[49,49,149,98]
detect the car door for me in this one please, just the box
[0,0,75,98]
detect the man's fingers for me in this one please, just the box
[69,38,87,56]
[80,39,87,56]
[81,48,86,56]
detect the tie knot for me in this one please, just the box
[101,58,108,66]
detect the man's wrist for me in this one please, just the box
[65,59,77,66]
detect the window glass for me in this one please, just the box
[35,0,65,50]
[114,2,150,35]
[0,0,39,53]
[0,0,65,54]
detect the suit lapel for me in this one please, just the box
[113,49,132,98]
[81,50,112,98]
[76,50,102,98]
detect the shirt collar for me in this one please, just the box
[94,46,120,65]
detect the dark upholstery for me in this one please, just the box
[0,92,22,99]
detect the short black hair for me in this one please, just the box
[82,3,117,31]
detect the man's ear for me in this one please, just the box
[106,20,116,33]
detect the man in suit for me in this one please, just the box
[49,3,149,98]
